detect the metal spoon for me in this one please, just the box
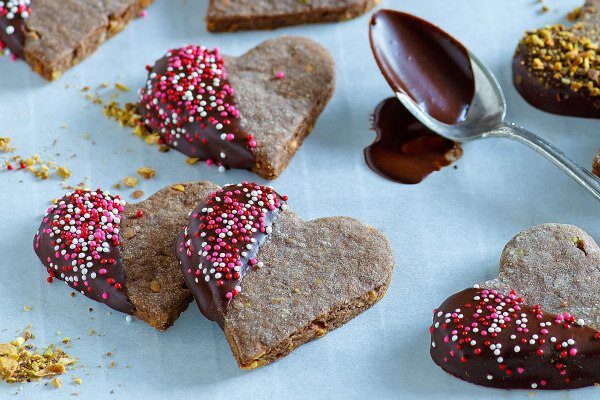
[372,12,600,201]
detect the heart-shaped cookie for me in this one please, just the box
[430,224,600,389]
[512,0,599,118]
[177,181,394,369]
[206,0,379,32]
[33,181,219,330]
[138,36,335,180]
[0,0,152,80]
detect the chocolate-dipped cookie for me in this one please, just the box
[430,224,600,389]
[178,181,394,369]
[206,0,379,32]
[138,36,335,180]
[512,0,599,118]
[33,182,219,330]
[0,0,152,80]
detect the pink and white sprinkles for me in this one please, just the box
[182,182,287,300]
[36,189,125,300]
[430,286,600,389]
[0,0,30,35]
[139,45,256,168]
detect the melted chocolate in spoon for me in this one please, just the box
[365,97,462,184]
[369,10,475,124]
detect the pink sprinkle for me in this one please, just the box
[102,292,109,300]
[139,10,148,17]
[275,71,285,80]
[570,348,577,356]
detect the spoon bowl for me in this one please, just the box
[371,9,600,201]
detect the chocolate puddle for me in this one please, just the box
[369,9,475,125]
[364,97,462,184]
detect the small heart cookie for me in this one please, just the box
[138,36,335,180]
[0,0,152,80]
[177,181,394,369]
[206,0,379,32]
[512,0,599,118]
[430,224,600,389]
[33,181,219,330]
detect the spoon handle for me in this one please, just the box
[487,123,600,201]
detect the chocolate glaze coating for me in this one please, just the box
[0,12,27,59]
[364,97,462,184]
[138,47,255,171]
[431,287,600,389]
[513,45,600,119]
[512,0,600,119]
[177,182,285,327]
[369,10,475,125]
[33,190,132,314]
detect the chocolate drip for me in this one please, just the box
[430,287,600,389]
[365,97,462,184]
[177,182,286,327]
[369,10,475,124]
[0,0,30,59]
[138,46,255,170]
[33,189,132,314]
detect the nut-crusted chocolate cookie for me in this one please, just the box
[138,36,335,180]
[512,0,600,118]
[177,182,394,369]
[206,0,379,32]
[430,224,600,390]
[33,182,218,330]
[0,0,152,80]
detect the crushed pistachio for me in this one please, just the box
[51,377,62,388]
[23,305,31,312]
[56,166,71,180]
[186,157,200,165]
[137,166,156,179]
[122,176,138,188]
[0,329,75,384]
[114,83,130,92]
[518,21,599,97]
[0,137,14,152]
[149,280,161,293]
[73,377,82,385]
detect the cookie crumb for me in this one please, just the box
[137,167,155,179]
[122,177,138,188]
[0,329,75,384]
[114,83,129,92]
[171,184,186,192]
[132,190,144,199]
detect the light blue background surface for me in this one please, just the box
[0,0,598,398]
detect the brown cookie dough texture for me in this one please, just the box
[593,149,600,176]
[207,0,379,32]
[23,0,152,80]
[482,223,600,329]
[121,181,219,330]
[225,36,336,179]
[223,211,394,369]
